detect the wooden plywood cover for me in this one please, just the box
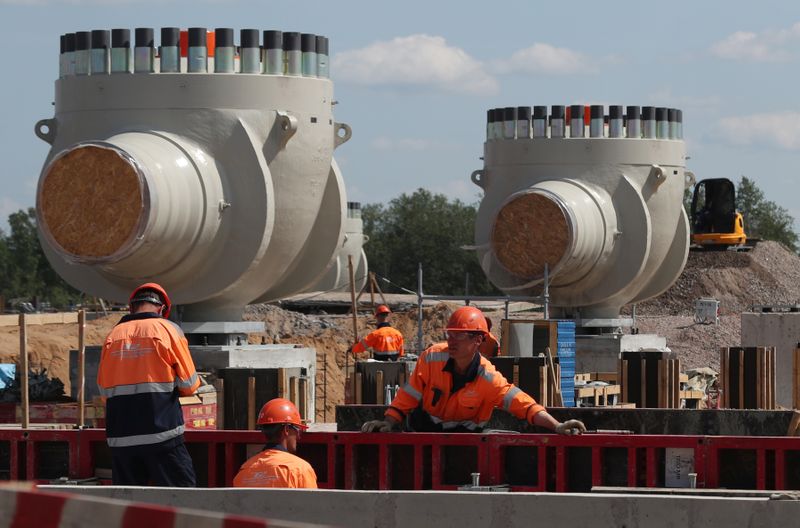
[40,145,143,259]
[491,193,569,278]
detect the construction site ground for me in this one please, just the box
[0,240,798,421]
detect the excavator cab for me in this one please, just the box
[690,178,747,248]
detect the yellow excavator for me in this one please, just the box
[689,178,750,250]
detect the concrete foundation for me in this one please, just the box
[336,405,796,436]
[576,333,669,373]
[191,344,317,420]
[740,312,800,409]
[46,486,800,528]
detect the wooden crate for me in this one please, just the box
[619,351,681,408]
[720,347,775,409]
[575,384,620,407]
[679,389,705,409]
[575,372,618,384]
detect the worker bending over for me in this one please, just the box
[351,304,405,361]
[362,306,586,435]
[98,283,200,486]
[234,398,318,488]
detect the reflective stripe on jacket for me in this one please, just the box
[233,448,318,488]
[98,313,200,449]
[385,342,545,429]
[352,325,405,357]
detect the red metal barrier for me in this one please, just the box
[1,428,800,492]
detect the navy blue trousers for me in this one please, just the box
[111,441,196,487]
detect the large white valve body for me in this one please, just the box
[474,135,691,319]
[36,73,353,321]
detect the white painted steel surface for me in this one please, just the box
[35,73,359,321]
[473,137,691,319]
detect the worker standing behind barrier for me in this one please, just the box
[362,306,586,434]
[479,318,500,358]
[97,283,200,486]
[233,398,318,488]
[351,304,405,361]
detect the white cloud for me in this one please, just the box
[492,43,595,75]
[710,23,800,62]
[332,34,498,96]
[716,112,800,150]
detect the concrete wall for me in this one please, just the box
[741,312,800,408]
[45,486,800,528]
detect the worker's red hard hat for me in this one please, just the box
[257,398,307,430]
[446,306,488,334]
[129,282,172,318]
[375,304,391,315]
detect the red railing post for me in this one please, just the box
[591,446,603,488]
[555,446,567,492]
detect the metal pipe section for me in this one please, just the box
[160,27,180,73]
[283,31,301,76]
[239,29,260,74]
[316,36,329,78]
[90,30,110,75]
[264,30,282,75]
[134,28,155,73]
[187,27,207,73]
[301,33,317,77]
[516,106,531,139]
[110,29,130,73]
[214,28,235,73]
[74,31,90,75]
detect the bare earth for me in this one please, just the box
[0,240,797,421]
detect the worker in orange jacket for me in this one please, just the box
[233,398,318,488]
[361,306,586,434]
[97,283,201,486]
[479,318,500,358]
[351,304,405,361]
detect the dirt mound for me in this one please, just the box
[0,314,120,396]
[634,241,800,316]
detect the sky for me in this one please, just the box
[1,0,800,233]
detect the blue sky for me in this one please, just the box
[2,0,800,233]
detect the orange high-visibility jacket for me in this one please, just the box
[233,448,318,488]
[479,332,501,358]
[385,343,545,430]
[98,313,200,449]
[352,324,404,357]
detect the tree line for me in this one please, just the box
[0,176,796,310]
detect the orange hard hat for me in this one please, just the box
[446,306,488,334]
[129,282,172,318]
[375,304,391,315]
[257,398,307,430]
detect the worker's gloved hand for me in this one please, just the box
[555,419,587,435]
[361,419,394,433]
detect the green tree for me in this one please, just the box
[736,176,798,252]
[363,189,499,296]
[0,208,80,309]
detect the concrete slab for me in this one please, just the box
[576,333,668,373]
[45,486,800,528]
[741,312,800,408]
